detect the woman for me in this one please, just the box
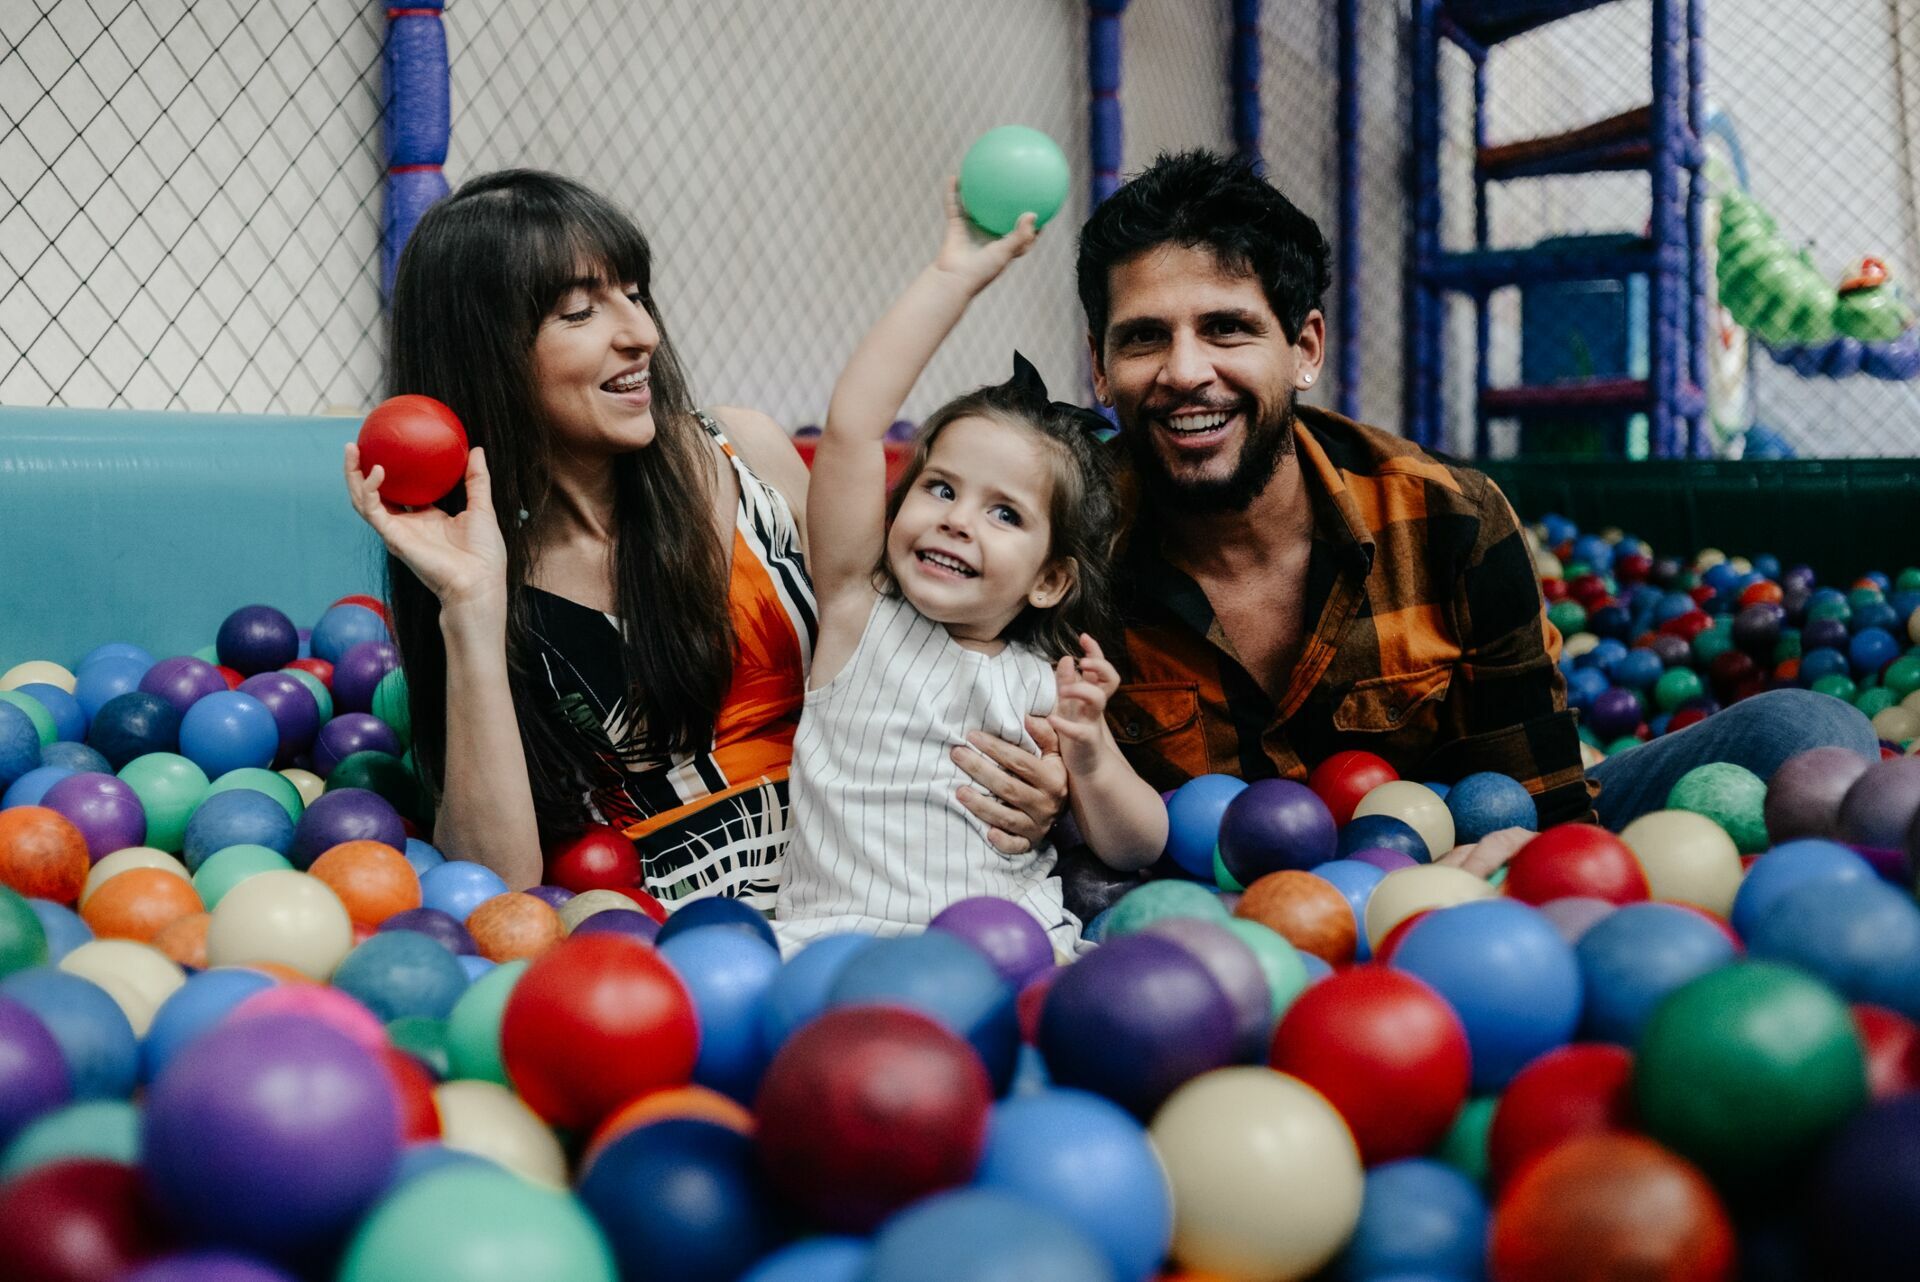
[345,170,1065,901]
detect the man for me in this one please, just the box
[1072,150,1874,881]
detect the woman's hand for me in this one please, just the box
[345,443,509,615]
[954,716,1070,855]
[932,178,1039,298]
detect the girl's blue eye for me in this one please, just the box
[991,505,1021,526]
[927,479,953,499]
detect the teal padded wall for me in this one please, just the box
[1,406,382,668]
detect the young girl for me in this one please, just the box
[774,187,1168,952]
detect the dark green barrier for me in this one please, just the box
[1479,457,1920,583]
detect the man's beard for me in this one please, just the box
[1127,388,1297,516]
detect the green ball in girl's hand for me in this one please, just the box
[958,126,1070,235]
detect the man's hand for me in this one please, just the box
[1437,826,1535,879]
[954,716,1070,855]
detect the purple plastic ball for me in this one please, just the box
[571,909,662,943]
[330,641,400,716]
[236,672,321,768]
[138,656,230,717]
[217,605,300,677]
[141,1013,400,1257]
[289,787,406,869]
[1646,634,1692,668]
[1586,686,1645,740]
[378,906,477,955]
[0,994,71,1150]
[523,884,575,909]
[1217,778,1338,884]
[1765,746,1873,844]
[312,713,403,778]
[40,771,147,862]
[1731,603,1787,657]
[124,1253,299,1282]
[1838,758,1920,851]
[1141,915,1273,1062]
[928,895,1056,991]
[1348,847,1420,873]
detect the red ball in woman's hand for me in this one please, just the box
[357,395,468,506]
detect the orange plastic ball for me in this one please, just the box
[245,962,318,985]
[467,892,566,963]
[1235,870,1358,965]
[0,806,91,903]
[307,840,421,927]
[584,1084,754,1170]
[152,911,212,969]
[79,868,204,943]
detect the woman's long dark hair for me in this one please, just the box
[386,170,732,841]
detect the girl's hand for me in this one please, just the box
[932,178,1039,296]
[1049,635,1120,767]
[344,443,509,614]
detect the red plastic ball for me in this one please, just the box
[1615,553,1653,585]
[214,665,244,689]
[332,594,391,624]
[1307,750,1399,827]
[1506,824,1650,906]
[546,824,643,894]
[1668,708,1710,733]
[356,395,470,507]
[1688,585,1716,606]
[1737,580,1783,607]
[499,934,698,1131]
[380,1046,442,1143]
[1706,651,1759,703]
[1567,574,1611,608]
[1268,964,1470,1164]
[0,1159,175,1281]
[1854,1004,1920,1100]
[755,1005,992,1233]
[1659,611,1714,642]
[286,657,334,689]
[1540,578,1568,603]
[1487,1042,1636,1188]
[602,884,669,924]
[1490,1134,1735,1282]
[1373,908,1433,964]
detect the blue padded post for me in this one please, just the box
[383,2,451,298]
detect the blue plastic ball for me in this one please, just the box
[1730,839,1876,940]
[863,1188,1111,1282]
[654,895,779,952]
[418,861,510,923]
[1749,878,1920,1020]
[828,932,1018,1094]
[1338,813,1430,864]
[742,1238,870,1282]
[85,691,180,770]
[1309,859,1386,962]
[309,604,389,666]
[578,1119,779,1282]
[139,967,276,1084]
[24,900,91,963]
[659,926,783,1103]
[178,690,280,777]
[72,655,149,722]
[1575,902,1739,1045]
[755,934,873,1058]
[1570,535,1614,572]
[1445,772,1538,846]
[2,764,72,810]
[1339,1158,1488,1282]
[402,838,445,876]
[331,930,470,1023]
[0,968,137,1100]
[15,684,85,742]
[1799,647,1851,684]
[1164,775,1249,879]
[40,742,111,775]
[182,787,296,872]
[1565,666,1610,713]
[1609,648,1664,691]
[1849,627,1900,677]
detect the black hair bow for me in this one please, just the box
[1010,352,1116,437]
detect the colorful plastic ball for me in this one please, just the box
[191,845,293,911]
[1735,842,1875,949]
[1809,1092,1920,1282]
[1346,846,1419,874]
[1163,775,1249,879]
[1749,877,1920,1019]
[1100,879,1229,942]
[575,1119,777,1282]
[828,931,1019,1093]
[0,966,137,1100]
[1217,779,1338,884]
[652,925,779,1103]
[1308,859,1385,961]
[1618,808,1742,917]
[337,1163,614,1282]
[586,1085,755,1162]
[205,767,304,825]
[1443,771,1538,846]
[356,395,470,507]
[205,869,354,980]
[0,885,48,978]
[1587,686,1644,741]
[1038,932,1236,1118]
[401,837,444,876]
[1336,813,1430,865]
[1489,1134,1734,1282]
[1234,869,1358,965]
[1151,1065,1363,1281]
[1,662,73,697]
[414,863,508,925]
[177,691,280,778]
[136,656,228,717]
[462,891,562,962]
[443,957,525,1087]
[741,1238,870,1282]
[124,1251,303,1282]
[52,939,182,1038]
[308,840,421,928]
[15,684,83,744]
[182,788,294,871]
[1338,1158,1488,1282]
[929,895,1055,990]
[957,125,1070,234]
[1764,745,1872,842]
[289,787,405,869]
[756,1005,992,1232]
[557,888,643,932]
[654,894,776,948]
[331,642,401,717]
[0,992,69,1150]
[1850,626,1901,676]
[1352,781,1455,861]
[216,605,299,677]
[1392,898,1583,1091]
[280,667,333,723]
[26,896,89,964]
[141,1012,398,1256]
[1666,761,1769,853]
[1835,755,1920,852]
[973,1089,1171,1282]
[1139,917,1272,1062]
[0,1158,176,1280]
[1486,1042,1635,1189]
[1652,667,1706,712]
[1360,863,1495,950]
[1308,751,1399,827]
[310,604,389,667]
[0,804,92,902]
[370,670,410,750]
[3,762,73,811]
[138,967,275,1084]
[1576,899,1736,1045]
[1,1097,141,1179]
[1506,823,1649,906]
[330,930,470,1024]
[86,691,181,770]
[41,771,147,863]
[1637,961,1868,1186]
[756,933,872,1057]
[544,823,641,893]
[1854,1004,1920,1100]
[866,1187,1113,1282]
[1269,964,1469,1164]
[79,867,200,946]
[380,904,476,955]
[311,714,403,778]
[502,933,698,1130]
[73,655,151,724]
[115,754,209,855]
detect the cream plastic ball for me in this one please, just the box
[1562,633,1601,661]
[1871,705,1920,746]
[1695,548,1727,570]
[205,869,353,980]
[58,939,185,1035]
[279,768,326,809]
[1352,780,1456,862]
[1900,688,1920,716]
[433,1079,569,1188]
[1151,1066,1364,1281]
[80,847,192,907]
[0,660,77,694]
[1580,740,1608,770]
[1534,550,1564,578]
[558,889,644,933]
[1362,863,1497,951]
[1618,809,1743,919]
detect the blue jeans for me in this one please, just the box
[1587,689,1880,830]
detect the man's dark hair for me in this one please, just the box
[1077,149,1333,349]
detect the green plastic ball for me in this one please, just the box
[0,885,50,978]
[193,644,220,664]
[1883,655,1920,701]
[1855,687,1898,719]
[1100,879,1230,939]
[386,1015,451,1079]
[1546,601,1587,636]
[1896,567,1920,593]
[1691,629,1733,666]
[191,844,294,910]
[204,767,304,825]
[372,669,412,750]
[1812,674,1859,703]
[338,1165,616,1282]
[326,751,430,825]
[1772,630,1801,662]
[1667,761,1768,853]
[1653,668,1705,712]
[446,958,529,1087]
[117,752,211,853]
[0,691,55,747]
[1635,962,1866,1187]
[282,666,334,722]
[1604,736,1644,757]
[957,125,1070,235]
[1436,1095,1498,1186]
[1808,598,1852,625]
[1848,586,1885,611]
[1211,847,1244,893]
[0,1100,140,1178]
[1221,918,1309,1022]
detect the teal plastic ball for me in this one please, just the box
[958,126,1070,234]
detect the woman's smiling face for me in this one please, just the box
[531,269,660,455]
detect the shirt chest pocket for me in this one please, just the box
[1106,682,1209,786]
[1332,665,1454,735]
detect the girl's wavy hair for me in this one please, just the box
[879,354,1121,659]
